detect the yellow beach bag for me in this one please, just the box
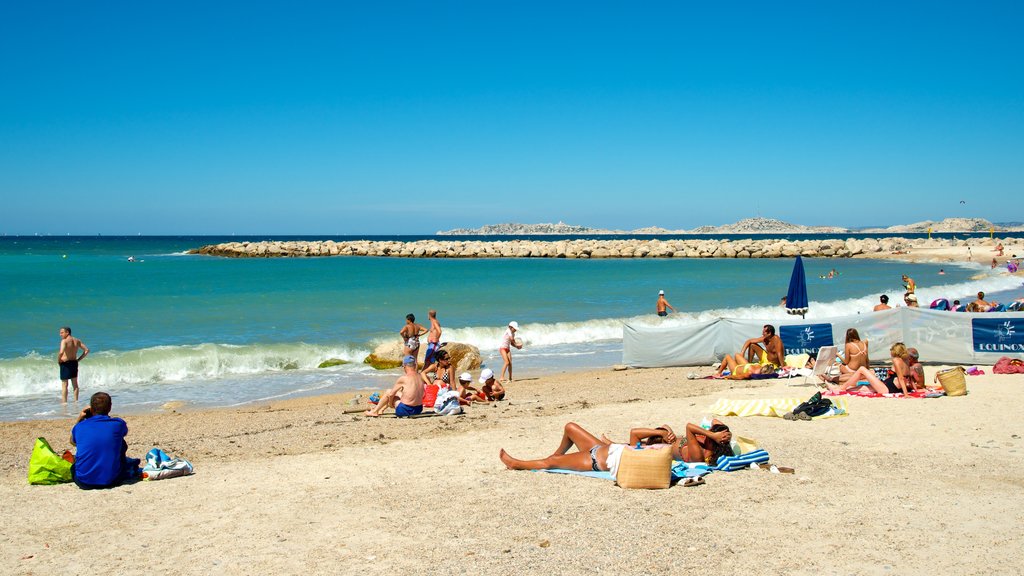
[935,366,967,397]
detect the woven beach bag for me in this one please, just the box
[615,447,672,490]
[935,366,967,396]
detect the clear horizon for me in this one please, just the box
[2,2,1022,235]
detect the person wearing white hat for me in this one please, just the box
[656,290,675,317]
[499,321,524,383]
[479,368,506,401]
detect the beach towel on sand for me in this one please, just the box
[538,449,773,481]
[824,389,941,399]
[708,398,848,419]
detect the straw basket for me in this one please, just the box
[935,366,967,396]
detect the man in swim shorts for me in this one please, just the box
[736,324,785,369]
[365,355,425,417]
[400,313,428,366]
[656,290,675,317]
[58,326,90,404]
[423,309,443,367]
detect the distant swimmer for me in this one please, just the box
[58,326,90,404]
[423,309,442,367]
[873,294,891,312]
[127,256,135,262]
[656,290,676,317]
[939,269,945,275]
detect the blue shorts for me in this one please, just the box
[395,403,423,417]
[424,342,440,366]
[60,360,78,380]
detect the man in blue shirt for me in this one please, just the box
[70,392,129,489]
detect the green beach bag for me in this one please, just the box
[28,437,73,485]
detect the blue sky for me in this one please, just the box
[1,1,1021,234]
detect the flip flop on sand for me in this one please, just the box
[757,463,795,474]
[683,477,706,488]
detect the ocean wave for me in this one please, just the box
[3,272,1017,398]
[0,342,370,398]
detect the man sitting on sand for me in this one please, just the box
[365,355,424,417]
[873,295,891,312]
[730,324,785,369]
[71,392,129,490]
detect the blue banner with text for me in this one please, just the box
[780,324,834,356]
[972,318,1024,353]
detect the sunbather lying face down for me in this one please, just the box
[498,421,735,474]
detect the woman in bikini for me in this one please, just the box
[831,328,869,385]
[498,420,733,475]
[715,354,777,379]
[400,313,428,364]
[830,342,913,395]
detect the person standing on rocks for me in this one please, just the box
[656,290,676,317]
[499,321,523,382]
[423,310,443,367]
[400,314,428,366]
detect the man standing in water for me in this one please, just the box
[423,309,443,367]
[58,326,89,404]
[656,290,676,317]
[400,314,427,366]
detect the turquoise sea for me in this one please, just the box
[1,234,1020,420]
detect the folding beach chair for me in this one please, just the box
[803,345,838,388]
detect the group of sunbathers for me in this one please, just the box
[818,329,928,395]
[365,348,507,418]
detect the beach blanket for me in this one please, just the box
[539,450,773,482]
[824,389,943,399]
[708,398,849,418]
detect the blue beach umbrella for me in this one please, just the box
[785,256,809,319]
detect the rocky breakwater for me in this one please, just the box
[189,237,997,259]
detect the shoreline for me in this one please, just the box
[188,236,1024,260]
[3,363,1022,574]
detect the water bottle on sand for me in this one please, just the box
[700,415,713,430]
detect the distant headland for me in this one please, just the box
[437,217,1023,236]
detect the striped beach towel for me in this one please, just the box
[708,397,849,418]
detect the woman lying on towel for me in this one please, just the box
[827,342,919,395]
[499,421,734,474]
[715,354,778,379]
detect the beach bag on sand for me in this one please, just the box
[142,448,194,481]
[615,447,672,490]
[433,390,463,415]
[935,366,967,396]
[28,437,73,485]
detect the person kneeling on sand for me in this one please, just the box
[455,372,486,404]
[499,421,734,474]
[479,368,506,401]
[365,355,424,417]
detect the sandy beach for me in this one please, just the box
[2,360,1023,575]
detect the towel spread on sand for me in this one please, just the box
[824,389,943,399]
[708,398,849,418]
[538,450,773,482]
